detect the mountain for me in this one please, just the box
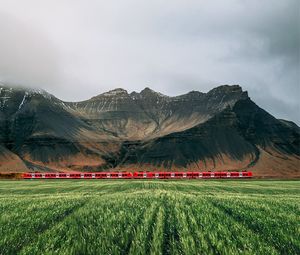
[66,86,248,139]
[0,84,299,177]
[0,86,119,172]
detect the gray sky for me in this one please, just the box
[0,0,299,124]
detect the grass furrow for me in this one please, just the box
[0,180,298,255]
[0,197,86,254]
[210,198,300,254]
[149,206,165,255]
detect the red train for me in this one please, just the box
[22,171,252,179]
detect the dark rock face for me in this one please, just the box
[233,99,300,155]
[116,108,257,168]
[116,98,299,170]
[0,86,117,171]
[0,84,299,176]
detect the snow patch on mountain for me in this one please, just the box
[18,92,28,110]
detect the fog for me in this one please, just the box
[0,0,299,123]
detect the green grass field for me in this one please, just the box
[0,180,299,255]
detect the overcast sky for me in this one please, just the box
[0,0,299,123]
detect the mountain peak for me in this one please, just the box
[103,88,128,96]
[206,84,248,100]
[91,88,129,99]
[208,84,242,94]
[0,84,54,100]
[141,87,154,93]
[140,87,167,97]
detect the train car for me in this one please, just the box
[201,172,211,178]
[152,172,162,178]
[164,172,172,179]
[242,171,253,178]
[214,172,222,178]
[133,172,144,179]
[95,173,107,179]
[122,172,133,179]
[133,172,155,179]
[220,172,229,178]
[174,172,187,179]
[163,172,192,179]
[23,173,34,179]
[22,171,253,179]
[69,173,81,179]
[230,172,242,178]
[107,172,122,179]
[192,172,201,178]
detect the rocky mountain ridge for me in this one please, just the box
[0,84,299,177]
[65,85,248,140]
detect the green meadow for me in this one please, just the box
[0,180,299,255]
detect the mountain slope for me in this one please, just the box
[0,86,119,172]
[65,85,248,140]
[113,98,299,177]
[0,84,299,177]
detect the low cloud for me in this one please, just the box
[0,0,299,123]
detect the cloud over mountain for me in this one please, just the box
[0,0,299,124]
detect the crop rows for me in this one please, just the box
[0,180,299,255]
